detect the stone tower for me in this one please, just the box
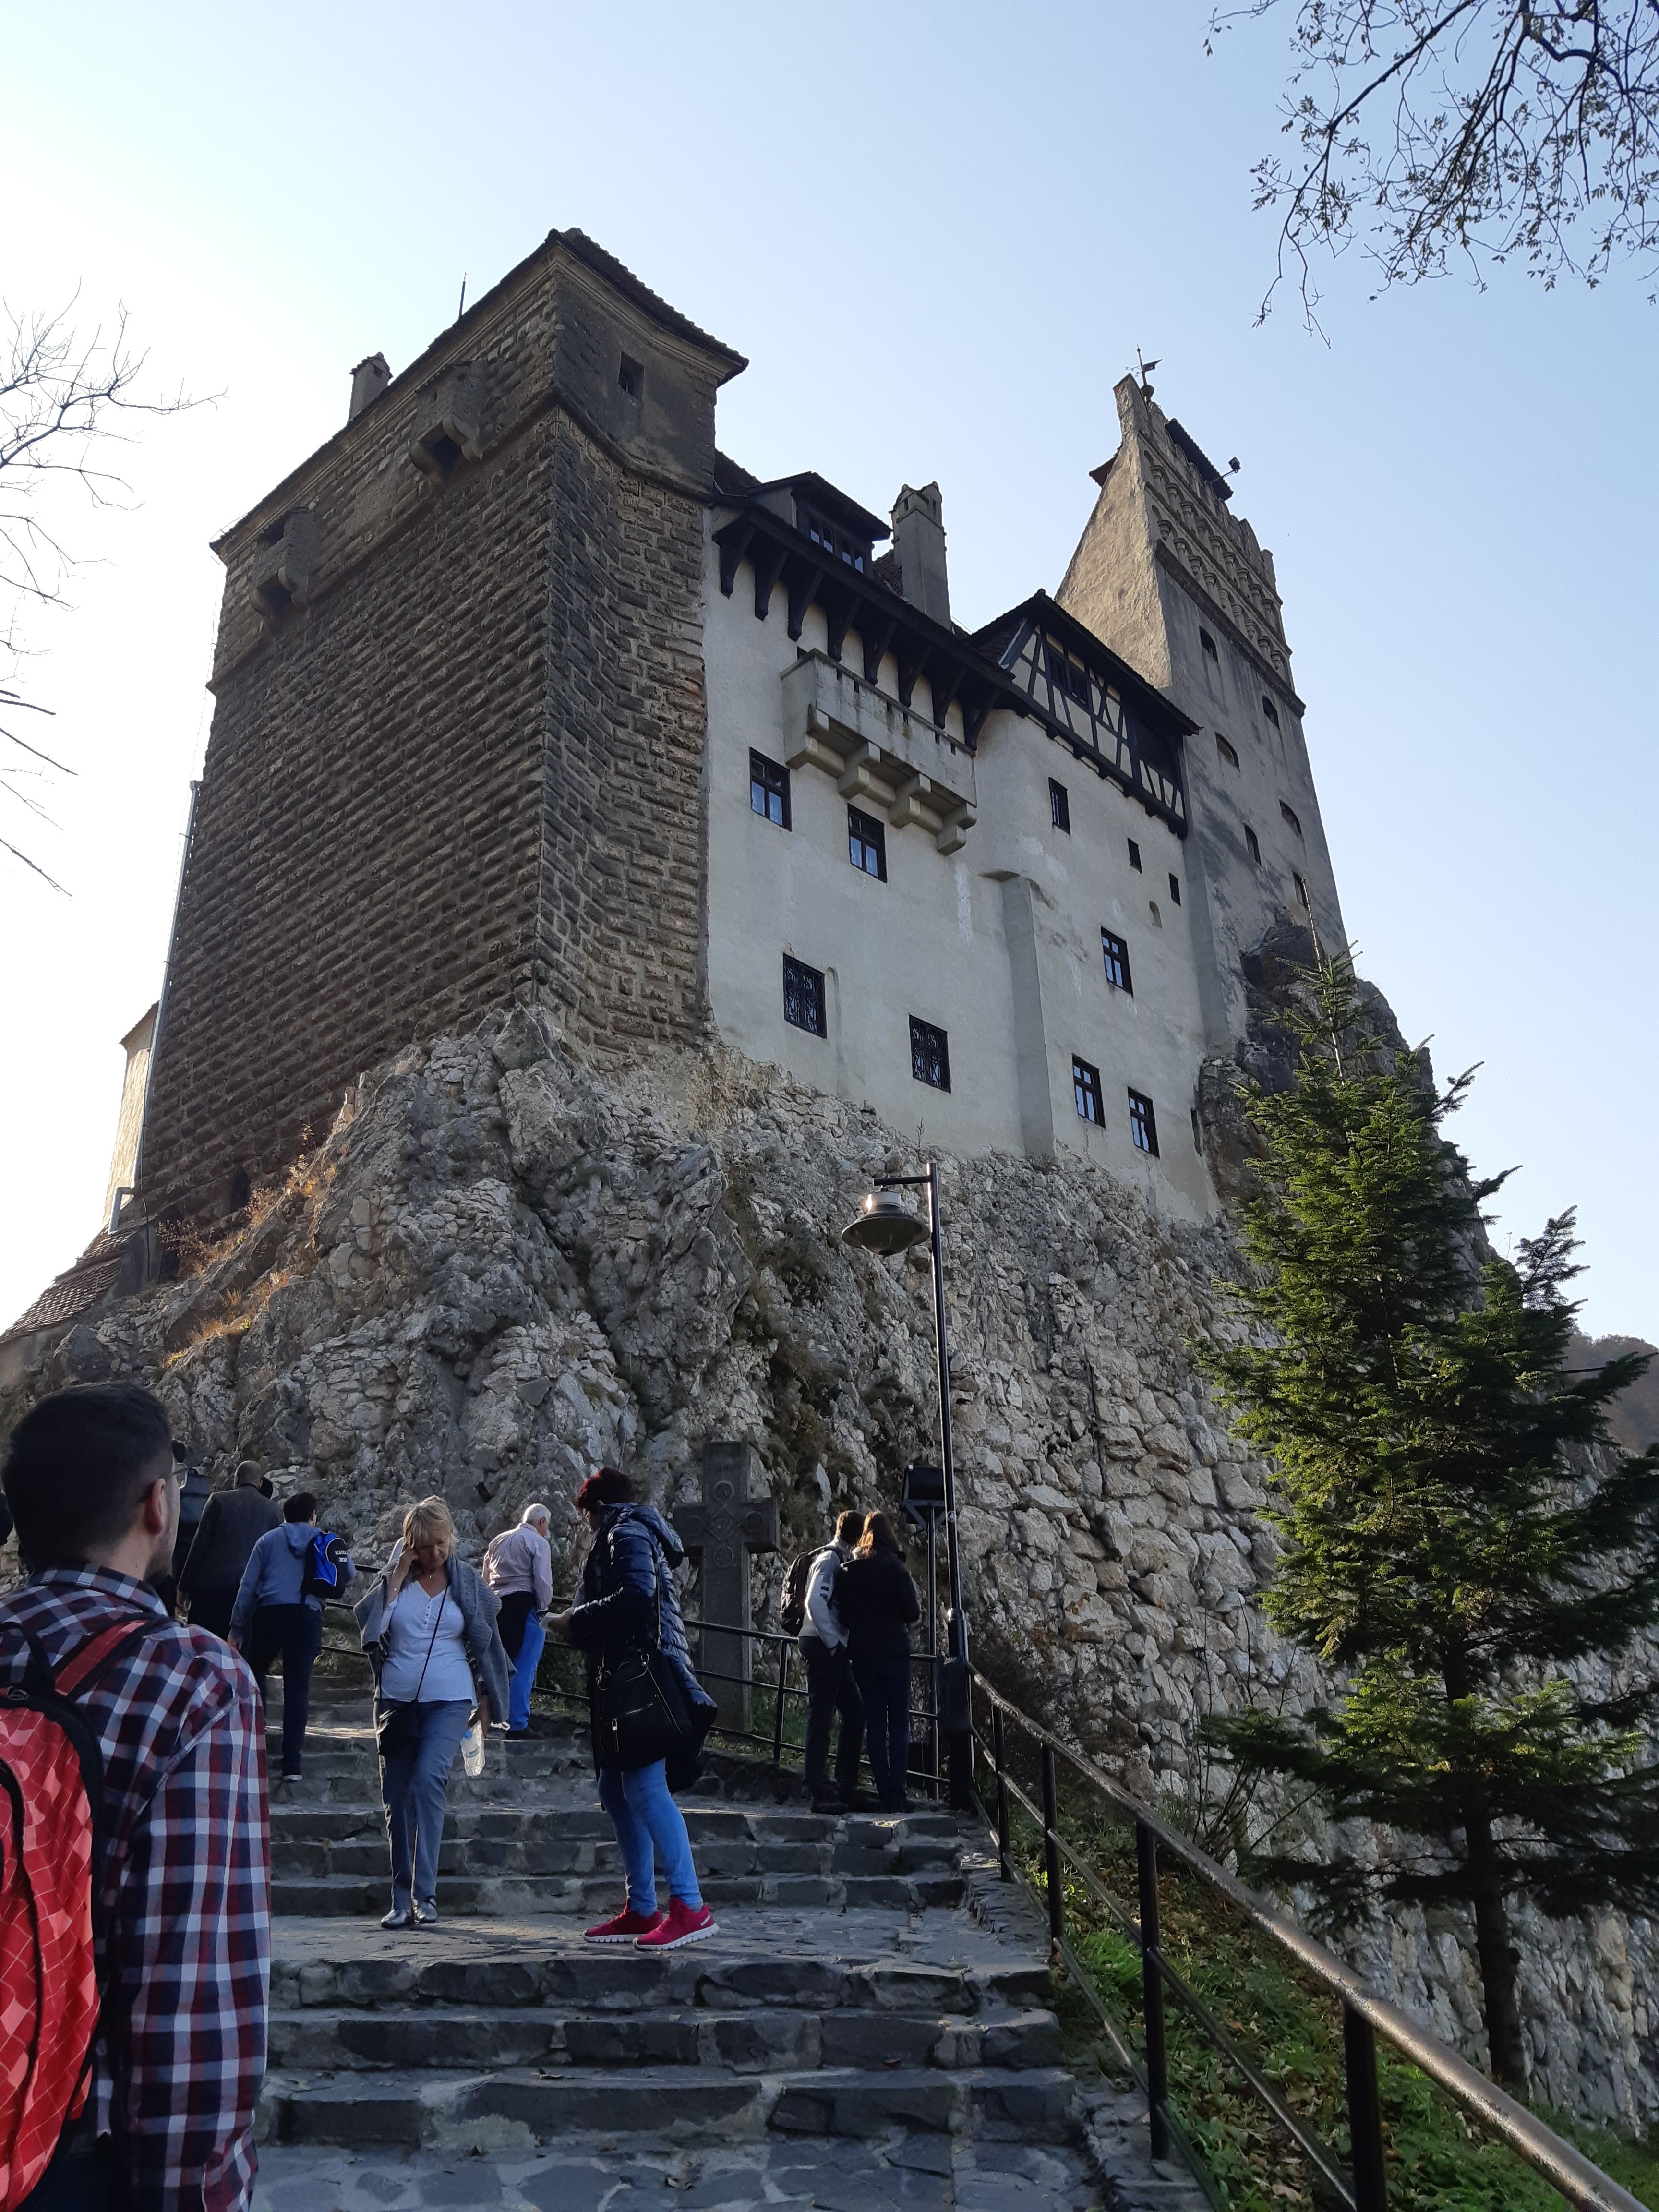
[138,230,745,1223]
[1058,376,1346,1055]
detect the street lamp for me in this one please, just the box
[841,1162,973,1807]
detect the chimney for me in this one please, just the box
[891,481,950,627]
[348,352,392,424]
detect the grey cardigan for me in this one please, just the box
[354,1548,512,1720]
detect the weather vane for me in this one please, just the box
[1135,348,1160,399]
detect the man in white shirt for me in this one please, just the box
[481,1503,554,1734]
[799,1510,867,1812]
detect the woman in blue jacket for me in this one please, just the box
[551,1467,717,1951]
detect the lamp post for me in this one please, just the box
[841,1161,974,1808]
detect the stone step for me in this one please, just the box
[272,1869,966,1916]
[258,2061,1081,2150]
[269,2000,1064,2073]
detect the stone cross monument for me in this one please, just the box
[673,1440,779,1734]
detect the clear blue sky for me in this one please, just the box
[1,1,1653,1341]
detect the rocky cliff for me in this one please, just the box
[4,1008,1652,2123]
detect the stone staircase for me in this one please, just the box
[255,1685,1205,2212]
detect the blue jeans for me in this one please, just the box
[380,1698,470,1906]
[852,1654,912,1808]
[598,1758,702,1911]
[509,1609,545,1732]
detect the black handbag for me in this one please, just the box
[592,1587,695,1772]
[373,1572,445,1760]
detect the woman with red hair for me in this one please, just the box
[551,1468,717,1950]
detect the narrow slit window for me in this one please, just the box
[1280,801,1303,837]
[750,749,791,829]
[1148,900,1162,928]
[1168,873,1181,907]
[1190,1107,1203,1153]
[1101,928,1133,994]
[1200,628,1218,662]
[1128,1089,1160,1156]
[1294,871,1310,909]
[848,805,887,881]
[782,954,826,1037]
[1244,825,1261,865]
[909,1016,950,1092]
[1262,694,1281,728]
[618,353,644,399]
[1073,1057,1104,1125]
[1216,733,1238,769]
[1127,838,1143,872]
[1049,778,1071,834]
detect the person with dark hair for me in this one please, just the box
[834,1510,921,1813]
[550,1467,718,1950]
[229,1489,354,1784]
[799,1508,869,1812]
[178,1461,280,1640]
[160,1440,212,1611]
[0,1383,268,2209]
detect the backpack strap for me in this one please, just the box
[56,1617,165,1701]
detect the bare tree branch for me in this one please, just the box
[1209,2,1659,322]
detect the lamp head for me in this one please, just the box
[840,1190,928,1257]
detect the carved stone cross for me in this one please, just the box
[673,1440,780,1734]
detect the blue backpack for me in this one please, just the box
[301,1531,351,1604]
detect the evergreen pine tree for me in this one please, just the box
[1201,954,1659,2090]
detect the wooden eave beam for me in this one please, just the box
[861,615,897,686]
[752,541,787,621]
[786,558,825,643]
[716,518,756,598]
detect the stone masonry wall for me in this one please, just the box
[16,1010,1654,2127]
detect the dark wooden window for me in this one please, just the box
[782,954,826,1037]
[1101,928,1133,993]
[910,1016,950,1092]
[1049,778,1071,833]
[1168,872,1181,906]
[1127,838,1142,872]
[1200,628,1218,661]
[1281,800,1303,836]
[1216,733,1239,769]
[848,805,887,880]
[1128,1088,1160,1156]
[1294,871,1310,909]
[1262,694,1281,728]
[798,504,868,572]
[1073,1057,1104,1124]
[1045,644,1091,705]
[750,749,791,829]
[618,353,644,399]
[1245,825,1261,865]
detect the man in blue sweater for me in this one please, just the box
[229,1492,353,1783]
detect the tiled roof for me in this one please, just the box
[1,1228,132,1345]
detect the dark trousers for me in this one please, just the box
[496,1589,535,1665]
[249,1601,323,1776]
[852,1653,912,1809]
[15,2117,121,2207]
[801,1637,863,1795]
[187,1583,238,1640]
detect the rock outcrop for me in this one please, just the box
[4,1007,1652,2124]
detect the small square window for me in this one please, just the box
[1280,800,1303,837]
[1168,872,1181,907]
[1048,778,1071,834]
[1294,871,1310,909]
[618,353,644,400]
[1244,825,1261,865]
[1200,628,1218,661]
[1073,1057,1104,1125]
[750,749,791,830]
[1101,928,1133,994]
[1127,839,1142,872]
[849,805,887,881]
[782,954,826,1037]
[1128,1088,1160,1156]
[910,1015,950,1092]
[1216,733,1239,769]
[1262,694,1281,728]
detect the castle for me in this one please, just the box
[11,222,1345,1338]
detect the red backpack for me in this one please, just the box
[0,1616,161,2208]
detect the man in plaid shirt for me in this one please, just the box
[1,1384,269,2211]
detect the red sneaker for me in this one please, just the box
[584,1903,663,1945]
[635,1897,717,1951]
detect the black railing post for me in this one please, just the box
[1040,1742,1063,1953]
[993,1703,1011,1881]
[1344,2003,1388,2212]
[771,1636,789,1772]
[1136,1818,1170,2164]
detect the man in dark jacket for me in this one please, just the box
[177,1462,280,1640]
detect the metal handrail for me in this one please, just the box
[971,1670,1645,2212]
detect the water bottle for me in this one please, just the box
[461,1716,486,1778]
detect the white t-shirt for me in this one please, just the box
[380,1577,475,1704]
